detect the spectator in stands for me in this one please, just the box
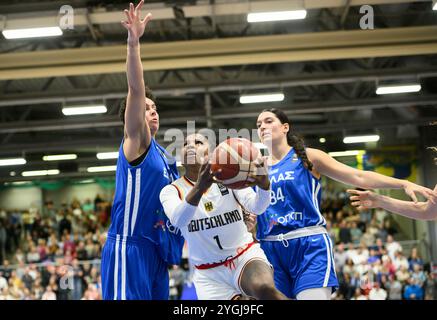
[82,199,93,213]
[169,265,186,300]
[342,258,355,276]
[76,241,88,261]
[386,235,402,260]
[411,264,426,288]
[1,260,11,279]
[386,274,402,300]
[41,285,56,300]
[381,255,396,277]
[0,271,8,292]
[339,221,352,244]
[58,211,71,238]
[393,250,409,271]
[349,221,362,245]
[396,265,410,284]
[338,272,355,300]
[335,243,348,270]
[404,278,424,300]
[0,218,6,266]
[350,287,368,300]
[408,247,424,272]
[26,244,40,264]
[368,282,387,300]
[361,229,375,247]
[63,234,76,256]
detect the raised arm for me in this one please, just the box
[121,1,153,161]
[347,186,437,221]
[307,148,436,203]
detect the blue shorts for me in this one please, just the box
[101,233,169,300]
[260,233,338,299]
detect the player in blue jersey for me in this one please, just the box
[255,108,436,300]
[100,1,184,300]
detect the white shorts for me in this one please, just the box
[193,243,271,300]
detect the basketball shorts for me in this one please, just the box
[193,243,271,300]
[260,233,338,299]
[101,232,169,300]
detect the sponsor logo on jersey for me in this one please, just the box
[217,183,229,196]
[276,211,303,224]
[163,167,169,180]
[154,219,166,231]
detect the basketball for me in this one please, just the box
[210,137,260,189]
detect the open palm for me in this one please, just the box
[121,1,152,42]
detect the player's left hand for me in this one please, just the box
[347,189,379,211]
[121,1,152,44]
[245,156,270,190]
[243,213,257,232]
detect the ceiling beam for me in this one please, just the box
[1,95,436,134]
[1,1,427,29]
[1,66,437,108]
[1,26,437,80]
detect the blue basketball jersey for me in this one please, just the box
[108,138,183,264]
[257,147,326,240]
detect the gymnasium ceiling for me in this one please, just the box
[0,0,437,183]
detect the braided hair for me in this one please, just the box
[261,108,314,171]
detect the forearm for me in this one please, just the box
[168,201,197,228]
[237,187,270,215]
[185,184,206,207]
[355,170,406,189]
[374,194,433,220]
[126,41,145,93]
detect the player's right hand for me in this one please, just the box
[121,1,152,44]
[196,155,220,192]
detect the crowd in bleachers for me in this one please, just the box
[0,188,435,300]
[0,196,110,300]
[321,187,435,300]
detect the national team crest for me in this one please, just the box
[204,201,214,212]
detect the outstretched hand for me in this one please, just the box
[121,1,152,44]
[402,181,436,204]
[347,189,379,211]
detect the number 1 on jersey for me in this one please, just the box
[213,235,223,250]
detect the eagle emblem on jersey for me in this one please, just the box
[204,201,214,212]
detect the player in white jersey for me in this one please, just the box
[160,133,287,300]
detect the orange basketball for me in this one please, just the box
[210,137,260,189]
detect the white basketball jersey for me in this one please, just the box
[170,176,254,266]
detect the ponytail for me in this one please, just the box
[286,131,313,171]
